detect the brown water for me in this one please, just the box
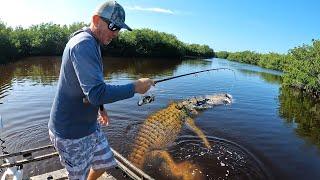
[0,56,320,179]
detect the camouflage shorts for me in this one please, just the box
[49,126,117,180]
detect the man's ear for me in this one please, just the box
[92,15,101,28]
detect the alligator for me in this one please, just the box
[128,93,232,180]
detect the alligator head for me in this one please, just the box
[177,93,232,116]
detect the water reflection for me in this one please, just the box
[0,65,15,104]
[181,59,212,67]
[238,69,282,85]
[0,56,212,105]
[278,87,320,148]
[0,57,212,87]
[101,57,183,79]
[0,57,60,87]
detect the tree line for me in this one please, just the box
[0,21,214,65]
[215,40,320,98]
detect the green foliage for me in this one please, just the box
[258,53,288,71]
[0,23,214,63]
[0,21,18,64]
[215,51,229,59]
[215,40,320,97]
[10,26,33,57]
[27,23,70,55]
[1,22,89,64]
[185,44,215,57]
[283,40,320,96]
[105,28,214,58]
[67,22,89,34]
[113,28,186,58]
[227,51,261,65]
[217,50,288,71]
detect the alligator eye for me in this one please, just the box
[196,100,205,106]
[225,94,232,100]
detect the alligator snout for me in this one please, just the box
[180,93,233,112]
[200,93,232,107]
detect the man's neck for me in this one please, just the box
[89,25,102,45]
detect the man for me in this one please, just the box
[48,1,154,179]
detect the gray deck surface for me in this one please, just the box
[30,168,116,180]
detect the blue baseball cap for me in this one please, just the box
[94,1,132,31]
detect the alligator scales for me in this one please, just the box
[128,93,232,179]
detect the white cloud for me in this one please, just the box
[125,5,175,15]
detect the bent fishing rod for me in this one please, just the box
[138,67,233,106]
[82,68,232,107]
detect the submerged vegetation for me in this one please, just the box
[215,40,320,98]
[0,21,214,65]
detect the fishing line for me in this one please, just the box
[0,115,7,173]
[212,68,237,97]
[0,115,3,130]
[154,68,232,84]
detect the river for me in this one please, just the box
[0,56,319,179]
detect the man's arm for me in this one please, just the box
[71,39,135,106]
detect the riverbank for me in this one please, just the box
[0,22,214,65]
[216,39,320,99]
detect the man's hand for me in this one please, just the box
[134,78,154,94]
[98,107,109,126]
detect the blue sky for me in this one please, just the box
[1,0,319,53]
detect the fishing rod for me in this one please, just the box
[82,68,233,106]
[154,68,231,84]
[138,67,233,106]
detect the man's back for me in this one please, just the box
[49,28,102,139]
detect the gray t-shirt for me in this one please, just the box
[49,27,135,139]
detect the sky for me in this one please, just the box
[0,0,319,53]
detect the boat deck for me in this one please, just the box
[1,144,154,180]
[30,168,116,180]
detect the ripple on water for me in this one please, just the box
[0,83,12,104]
[143,135,272,180]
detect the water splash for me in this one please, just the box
[143,135,272,180]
